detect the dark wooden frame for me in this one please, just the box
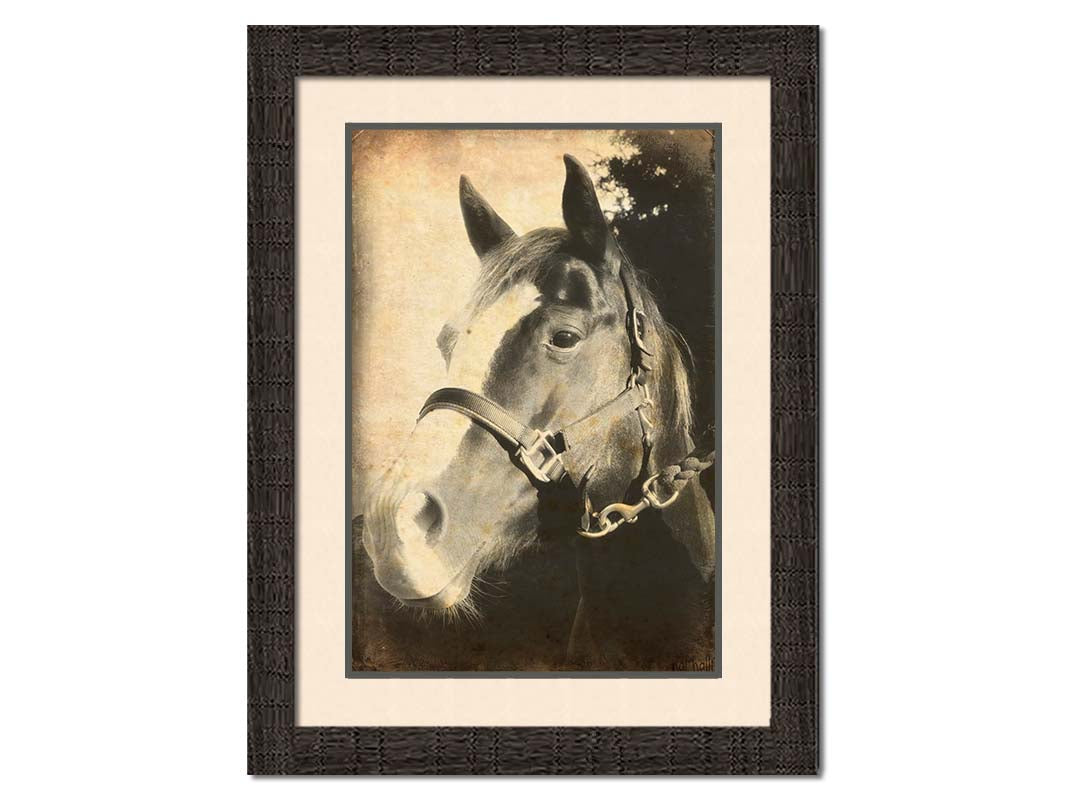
[248,25,818,775]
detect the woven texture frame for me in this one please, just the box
[248,24,818,775]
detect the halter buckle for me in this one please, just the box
[628,307,654,357]
[515,430,564,485]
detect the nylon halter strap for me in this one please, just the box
[418,271,654,490]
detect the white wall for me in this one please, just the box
[2,2,1064,796]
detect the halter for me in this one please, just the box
[417,272,688,537]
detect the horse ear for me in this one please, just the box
[459,175,515,258]
[562,154,619,275]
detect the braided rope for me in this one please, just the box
[650,451,716,501]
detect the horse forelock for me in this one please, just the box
[469,228,570,315]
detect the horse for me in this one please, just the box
[353,154,716,672]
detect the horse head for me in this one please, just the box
[363,155,710,615]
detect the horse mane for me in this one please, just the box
[471,227,696,443]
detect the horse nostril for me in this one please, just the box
[396,491,446,547]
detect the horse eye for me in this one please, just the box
[549,330,581,350]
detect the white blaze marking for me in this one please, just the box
[398,282,540,483]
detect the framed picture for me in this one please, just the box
[248,25,818,774]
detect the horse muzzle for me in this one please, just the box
[363,482,467,603]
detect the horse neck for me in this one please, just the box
[568,477,713,669]
[557,408,715,668]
